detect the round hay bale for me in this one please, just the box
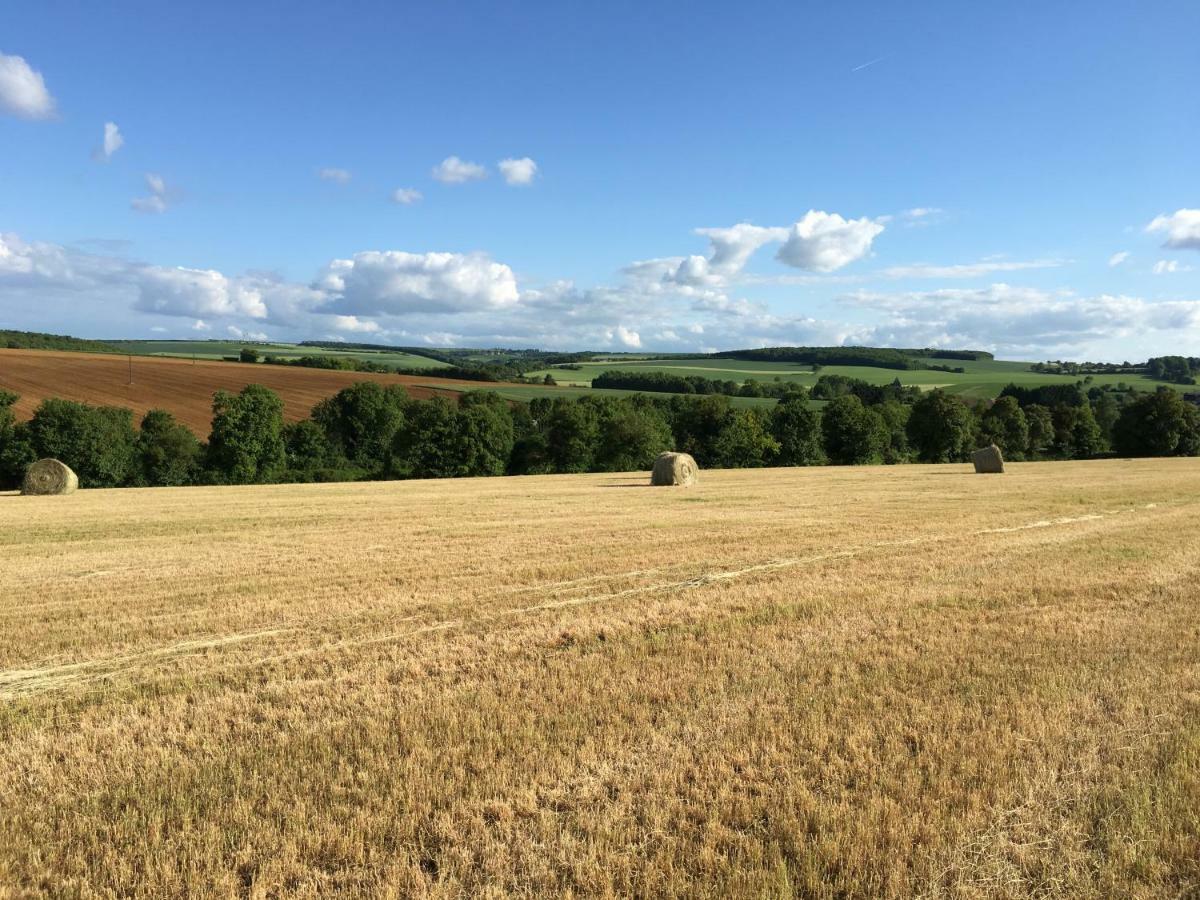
[22,459,79,496]
[972,443,1005,474]
[651,451,699,486]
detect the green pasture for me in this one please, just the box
[525,356,1171,400]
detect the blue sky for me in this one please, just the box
[1,0,1198,359]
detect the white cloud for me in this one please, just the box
[318,167,351,184]
[431,156,487,184]
[775,210,885,272]
[1152,259,1191,275]
[610,325,641,348]
[93,122,124,162]
[882,258,1064,279]
[844,284,1200,355]
[192,319,211,332]
[498,157,538,186]
[318,251,519,315]
[330,314,381,333]
[391,187,422,205]
[131,173,171,214]
[1108,251,1130,267]
[0,52,55,120]
[135,266,268,319]
[1147,209,1200,251]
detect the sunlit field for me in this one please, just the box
[1,460,1198,897]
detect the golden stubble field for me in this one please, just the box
[1,459,1198,898]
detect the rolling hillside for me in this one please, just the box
[0,349,486,434]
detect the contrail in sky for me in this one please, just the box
[851,56,886,73]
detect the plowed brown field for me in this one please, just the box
[0,349,486,434]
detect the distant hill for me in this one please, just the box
[0,329,120,354]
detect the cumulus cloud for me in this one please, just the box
[318,167,351,184]
[391,187,422,205]
[776,210,885,272]
[1108,251,1130,267]
[330,314,381,333]
[135,266,268,319]
[431,156,487,184]
[630,223,788,290]
[882,258,1064,279]
[92,122,124,162]
[131,173,171,214]
[1146,209,1200,251]
[0,52,55,120]
[498,157,538,186]
[318,251,519,315]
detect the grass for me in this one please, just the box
[1,459,1198,896]
[526,356,1174,400]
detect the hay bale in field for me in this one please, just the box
[651,451,699,486]
[21,459,79,495]
[972,444,1005,474]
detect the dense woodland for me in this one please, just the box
[2,373,1197,490]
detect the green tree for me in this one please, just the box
[980,396,1029,461]
[1112,388,1200,457]
[0,391,35,489]
[1050,402,1102,459]
[770,397,825,466]
[712,407,780,468]
[821,395,887,465]
[1092,391,1121,449]
[239,348,260,363]
[25,398,137,487]
[1023,404,1054,458]
[312,382,409,473]
[875,400,912,464]
[206,384,286,484]
[457,392,516,477]
[542,398,602,473]
[391,396,467,478]
[136,409,201,486]
[595,400,672,471]
[670,394,732,465]
[282,420,342,476]
[906,390,974,463]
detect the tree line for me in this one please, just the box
[1,378,1197,490]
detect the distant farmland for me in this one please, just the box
[0,349,486,434]
[525,355,1172,400]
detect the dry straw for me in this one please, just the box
[22,459,79,495]
[972,444,1005,474]
[651,451,699,486]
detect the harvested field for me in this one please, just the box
[0,349,489,434]
[1,459,1199,896]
